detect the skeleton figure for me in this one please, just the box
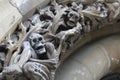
[54,9,82,33]
[48,9,83,55]
[66,11,80,27]
[2,33,58,80]
[28,33,57,60]
[29,33,46,57]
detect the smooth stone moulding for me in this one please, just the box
[105,0,119,3]
[0,0,22,42]
[9,0,50,20]
[57,0,96,4]
[55,34,120,80]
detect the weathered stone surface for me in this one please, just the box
[55,33,120,80]
[10,0,50,19]
[0,0,22,42]
[57,0,95,4]
[0,0,120,80]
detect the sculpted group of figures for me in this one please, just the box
[0,0,120,80]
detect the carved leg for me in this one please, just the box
[2,64,22,75]
[23,62,50,80]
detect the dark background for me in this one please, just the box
[101,73,120,80]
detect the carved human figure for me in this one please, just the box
[2,33,58,80]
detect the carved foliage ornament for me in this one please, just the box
[0,0,120,80]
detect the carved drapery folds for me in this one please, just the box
[0,0,120,80]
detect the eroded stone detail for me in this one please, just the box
[0,0,120,80]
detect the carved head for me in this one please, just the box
[71,2,79,11]
[28,33,46,55]
[40,8,53,21]
[29,14,41,25]
[66,10,80,28]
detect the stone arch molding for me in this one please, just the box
[0,0,120,80]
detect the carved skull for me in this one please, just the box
[28,33,46,55]
[66,10,80,28]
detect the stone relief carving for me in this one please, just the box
[0,0,120,80]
